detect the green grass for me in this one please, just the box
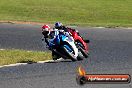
[0,0,132,27]
[0,49,52,66]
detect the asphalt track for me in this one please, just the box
[0,23,132,88]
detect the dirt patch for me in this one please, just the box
[0,20,54,27]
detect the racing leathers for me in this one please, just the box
[42,29,59,49]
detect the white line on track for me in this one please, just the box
[0,58,65,68]
[37,60,55,63]
[0,63,27,68]
[37,58,64,63]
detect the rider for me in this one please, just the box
[41,25,59,47]
[42,24,60,60]
[54,22,81,37]
[42,24,51,46]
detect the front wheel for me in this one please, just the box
[79,47,89,58]
[77,55,84,61]
[52,50,61,60]
[61,46,77,62]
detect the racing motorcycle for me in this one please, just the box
[68,28,89,58]
[45,31,83,61]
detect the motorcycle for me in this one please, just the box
[68,28,89,58]
[45,31,83,61]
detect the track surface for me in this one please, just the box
[0,23,132,88]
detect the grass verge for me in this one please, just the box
[0,0,132,27]
[0,49,52,66]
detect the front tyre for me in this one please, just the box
[52,50,60,60]
[77,55,84,61]
[75,41,89,58]
[79,47,89,58]
[77,49,84,61]
[61,46,77,62]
